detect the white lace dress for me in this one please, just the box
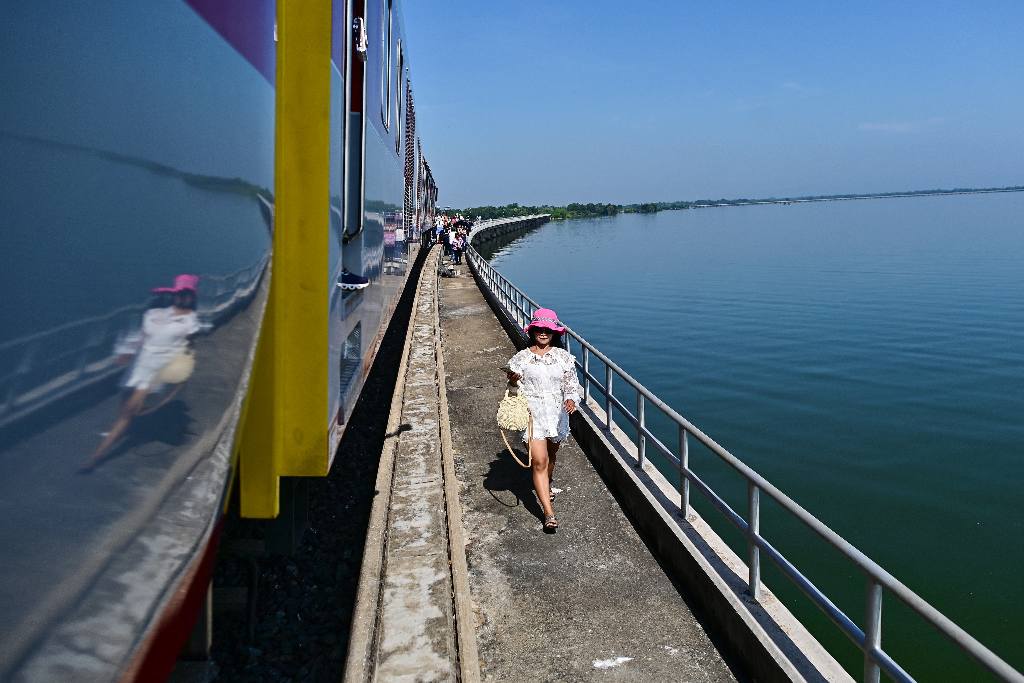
[507,347,583,443]
[124,307,199,391]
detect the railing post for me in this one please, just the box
[679,426,689,519]
[748,483,761,600]
[604,365,614,431]
[76,327,101,375]
[636,393,646,467]
[4,346,37,415]
[864,580,882,683]
[582,347,590,402]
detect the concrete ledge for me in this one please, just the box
[468,215,549,254]
[432,259,482,683]
[344,246,481,683]
[466,244,852,683]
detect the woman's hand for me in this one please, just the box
[564,398,576,414]
[505,370,521,384]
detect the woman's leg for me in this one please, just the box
[530,438,554,518]
[83,388,148,469]
[547,439,559,482]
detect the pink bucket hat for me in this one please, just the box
[524,308,565,333]
[152,274,199,293]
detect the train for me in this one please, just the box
[0,0,436,679]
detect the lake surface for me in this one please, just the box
[487,194,1024,680]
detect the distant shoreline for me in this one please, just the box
[676,186,1024,210]
[450,185,1024,222]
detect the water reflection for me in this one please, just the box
[82,275,200,471]
[0,1,277,677]
[383,209,410,277]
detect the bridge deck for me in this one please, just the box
[437,263,737,681]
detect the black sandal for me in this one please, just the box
[543,514,559,531]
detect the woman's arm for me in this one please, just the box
[505,352,524,385]
[560,352,582,414]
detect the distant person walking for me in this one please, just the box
[441,227,452,259]
[505,308,581,531]
[451,231,465,264]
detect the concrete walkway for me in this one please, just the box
[438,268,738,682]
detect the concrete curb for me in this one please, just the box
[433,267,483,683]
[344,246,482,682]
[343,248,434,683]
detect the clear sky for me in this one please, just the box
[404,1,1024,208]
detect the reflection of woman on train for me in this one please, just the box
[81,275,200,472]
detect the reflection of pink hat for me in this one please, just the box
[172,274,199,291]
[524,308,565,333]
[152,274,199,293]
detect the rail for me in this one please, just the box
[465,218,1023,683]
[0,257,268,428]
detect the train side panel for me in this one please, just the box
[239,0,428,516]
[0,0,275,677]
[338,0,417,426]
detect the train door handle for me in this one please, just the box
[353,18,367,62]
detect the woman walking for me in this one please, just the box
[81,274,200,472]
[505,308,582,531]
[451,230,465,265]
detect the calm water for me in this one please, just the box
[1,135,270,339]
[489,194,1024,680]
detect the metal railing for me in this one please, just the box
[465,218,1023,683]
[0,257,268,428]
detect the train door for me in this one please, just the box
[327,0,350,455]
[338,0,369,426]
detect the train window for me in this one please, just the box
[380,0,393,130]
[395,42,403,154]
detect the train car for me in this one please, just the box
[0,0,437,680]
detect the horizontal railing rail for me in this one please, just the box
[465,218,1023,683]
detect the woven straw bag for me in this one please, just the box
[157,350,195,384]
[496,388,532,468]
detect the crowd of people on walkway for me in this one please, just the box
[431,213,472,265]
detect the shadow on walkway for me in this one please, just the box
[481,448,545,523]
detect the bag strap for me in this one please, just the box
[500,413,532,468]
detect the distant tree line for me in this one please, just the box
[443,202,621,221]
[446,185,1024,222]
[442,201,657,221]
[657,184,1024,209]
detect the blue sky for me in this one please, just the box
[404,1,1024,207]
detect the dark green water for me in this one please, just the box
[489,194,1024,680]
